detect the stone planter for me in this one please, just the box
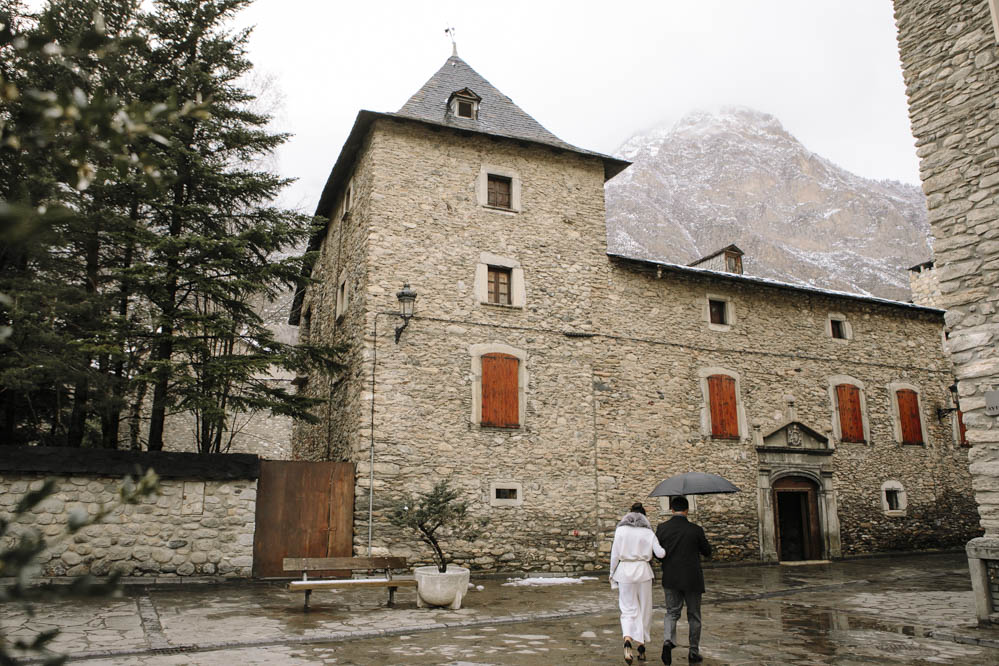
[413,565,470,609]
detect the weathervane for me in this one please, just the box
[445,26,457,57]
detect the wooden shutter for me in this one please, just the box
[707,375,739,439]
[481,353,519,428]
[957,409,969,447]
[896,389,923,445]
[836,384,865,442]
[487,175,511,208]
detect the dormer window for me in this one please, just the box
[724,250,743,274]
[448,87,481,120]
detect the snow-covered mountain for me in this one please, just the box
[606,107,931,301]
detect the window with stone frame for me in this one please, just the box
[335,274,348,321]
[835,384,865,443]
[481,353,519,428]
[830,319,846,339]
[487,174,512,209]
[896,389,924,445]
[707,374,739,439]
[885,488,901,511]
[709,299,728,326]
[487,266,512,305]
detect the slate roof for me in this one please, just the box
[607,253,944,315]
[396,55,621,165]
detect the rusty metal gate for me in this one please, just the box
[252,461,354,578]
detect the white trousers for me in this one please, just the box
[617,579,654,643]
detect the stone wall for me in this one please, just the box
[348,119,609,571]
[594,260,977,559]
[292,128,378,463]
[893,0,999,622]
[894,0,999,531]
[0,449,259,578]
[295,116,980,571]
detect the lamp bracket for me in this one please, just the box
[394,316,411,344]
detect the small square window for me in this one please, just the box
[495,488,517,500]
[457,99,473,118]
[489,480,523,506]
[336,278,348,320]
[487,174,512,209]
[709,299,728,326]
[487,266,512,305]
[885,489,900,511]
[831,319,845,339]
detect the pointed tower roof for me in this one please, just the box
[396,55,592,155]
[290,54,630,324]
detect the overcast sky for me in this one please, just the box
[235,0,918,213]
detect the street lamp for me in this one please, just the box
[937,382,960,422]
[395,283,417,343]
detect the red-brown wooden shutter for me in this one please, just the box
[957,409,969,447]
[708,375,739,439]
[897,389,923,444]
[836,384,865,442]
[481,353,519,428]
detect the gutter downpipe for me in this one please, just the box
[368,312,388,556]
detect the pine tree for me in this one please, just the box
[136,0,340,452]
[0,0,335,451]
[0,0,160,447]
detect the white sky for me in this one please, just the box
[236,0,919,213]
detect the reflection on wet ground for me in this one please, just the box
[4,553,998,664]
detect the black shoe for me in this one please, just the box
[688,651,703,663]
[624,639,634,665]
[661,641,674,664]
[637,644,647,661]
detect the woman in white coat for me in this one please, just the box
[610,502,665,664]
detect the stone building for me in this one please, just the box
[289,51,979,571]
[893,0,999,622]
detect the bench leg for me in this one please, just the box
[304,589,311,611]
[388,586,397,607]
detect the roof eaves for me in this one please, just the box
[607,253,943,315]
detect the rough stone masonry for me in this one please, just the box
[894,0,999,622]
[292,53,979,573]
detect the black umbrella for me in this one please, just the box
[648,472,740,497]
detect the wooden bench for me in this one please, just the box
[283,556,416,610]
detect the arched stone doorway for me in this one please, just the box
[754,420,842,563]
[773,476,822,561]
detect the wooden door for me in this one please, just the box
[252,461,354,578]
[773,476,822,561]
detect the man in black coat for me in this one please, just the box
[655,495,711,664]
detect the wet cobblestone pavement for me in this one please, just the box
[3,553,999,664]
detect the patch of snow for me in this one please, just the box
[501,576,598,587]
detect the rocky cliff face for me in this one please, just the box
[606,107,931,301]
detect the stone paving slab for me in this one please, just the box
[4,553,999,664]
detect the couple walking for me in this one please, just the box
[610,498,711,664]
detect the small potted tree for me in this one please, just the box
[390,479,485,609]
